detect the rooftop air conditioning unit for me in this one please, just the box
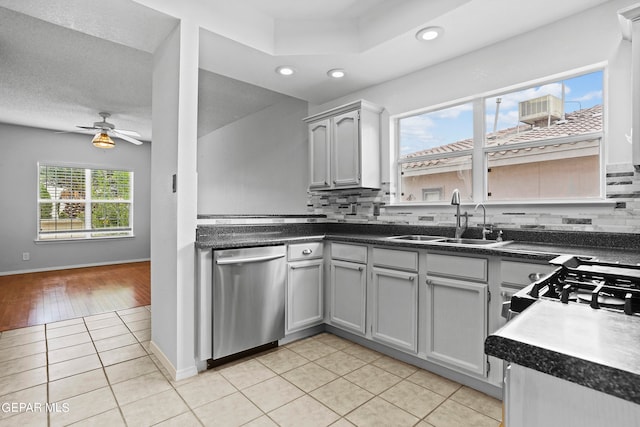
[518,95,564,126]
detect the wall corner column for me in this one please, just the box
[150,18,199,380]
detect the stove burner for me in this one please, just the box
[511,255,640,316]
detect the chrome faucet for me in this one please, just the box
[474,203,493,240]
[451,189,468,239]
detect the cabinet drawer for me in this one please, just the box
[331,243,367,264]
[501,260,556,286]
[372,248,418,272]
[288,242,324,261]
[427,253,487,282]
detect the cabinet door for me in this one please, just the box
[426,276,488,376]
[330,260,367,335]
[287,260,324,333]
[309,119,331,189]
[371,267,418,353]
[332,110,360,188]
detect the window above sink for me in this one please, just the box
[394,67,604,205]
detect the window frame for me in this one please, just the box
[393,65,606,206]
[396,99,476,203]
[36,163,135,241]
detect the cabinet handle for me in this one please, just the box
[302,249,313,255]
[358,266,364,271]
[409,276,414,282]
[426,279,433,286]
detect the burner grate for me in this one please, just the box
[512,256,640,316]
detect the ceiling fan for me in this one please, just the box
[76,112,143,148]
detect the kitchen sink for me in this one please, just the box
[387,235,511,247]
[386,235,446,242]
[441,238,512,247]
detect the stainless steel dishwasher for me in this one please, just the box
[212,245,286,361]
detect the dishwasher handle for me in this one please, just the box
[216,253,285,265]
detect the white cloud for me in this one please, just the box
[574,90,602,103]
[431,103,473,119]
[399,115,438,154]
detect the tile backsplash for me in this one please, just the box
[306,163,640,234]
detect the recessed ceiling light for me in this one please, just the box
[327,69,346,79]
[275,66,295,76]
[416,26,443,41]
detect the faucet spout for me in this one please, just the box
[475,203,492,240]
[451,189,461,206]
[451,189,467,239]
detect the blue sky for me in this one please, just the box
[399,70,603,156]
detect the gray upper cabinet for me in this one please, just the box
[304,100,383,190]
[308,119,331,188]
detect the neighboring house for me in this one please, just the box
[401,104,603,202]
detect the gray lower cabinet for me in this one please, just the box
[329,259,367,335]
[371,266,418,353]
[426,253,489,377]
[287,259,324,333]
[287,242,324,334]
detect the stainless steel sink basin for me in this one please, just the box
[387,235,511,248]
[441,238,511,247]
[387,235,446,242]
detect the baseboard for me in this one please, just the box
[0,258,150,276]
[149,340,198,381]
[279,324,326,345]
[149,340,177,379]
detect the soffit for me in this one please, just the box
[0,0,614,143]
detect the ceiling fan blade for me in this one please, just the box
[113,128,141,138]
[77,125,99,130]
[112,130,143,145]
[58,128,95,135]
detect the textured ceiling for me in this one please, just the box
[0,6,157,140]
[0,0,613,144]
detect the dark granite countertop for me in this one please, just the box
[485,300,640,404]
[195,223,640,264]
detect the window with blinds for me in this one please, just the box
[38,165,134,240]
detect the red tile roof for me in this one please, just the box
[402,104,602,170]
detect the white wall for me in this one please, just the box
[197,96,309,214]
[150,23,180,369]
[310,0,634,181]
[0,123,151,274]
[150,19,199,380]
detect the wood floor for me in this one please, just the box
[0,261,150,332]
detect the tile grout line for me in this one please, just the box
[44,322,50,427]
[126,310,205,427]
[256,340,413,425]
[114,307,203,426]
[286,336,499,426]
[83,314,128,427]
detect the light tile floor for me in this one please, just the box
[0,307,502,427]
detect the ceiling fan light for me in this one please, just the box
[92,132,115,149]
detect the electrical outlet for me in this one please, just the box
[22,252,30,261]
